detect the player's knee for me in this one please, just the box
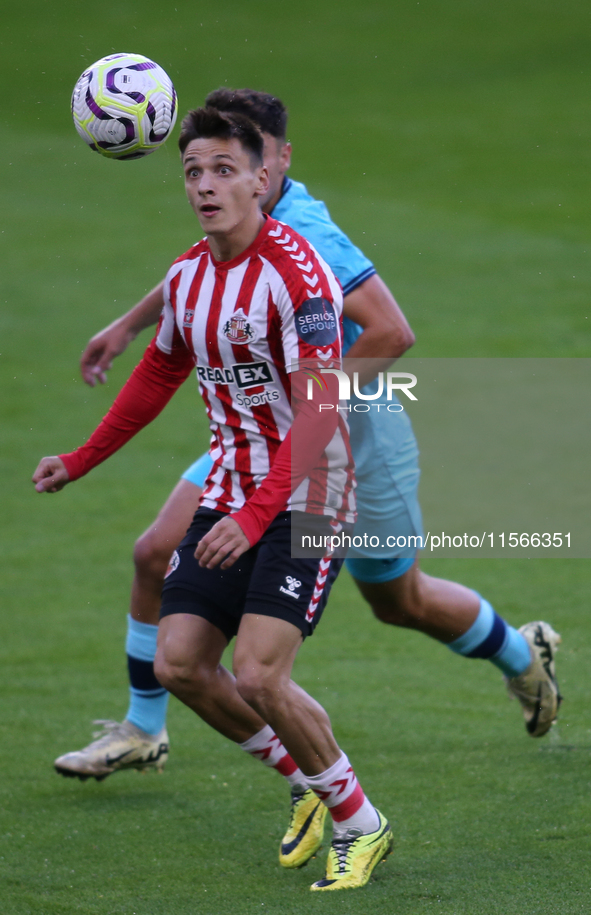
[369,602,395,625]
[235,666,283,715]
[363,588,426,627]
[355,562,427,627]
[133,529,174,581]
[154,651,209,699]
[370,600,413,626]
[152,653,184,695]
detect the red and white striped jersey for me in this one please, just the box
[158,215,355,523]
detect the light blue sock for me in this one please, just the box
[125,616,169,736]
[490,626,532,679]
[448,598,496,655]
[449,597,531,678]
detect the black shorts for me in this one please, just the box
[160,509,344,641]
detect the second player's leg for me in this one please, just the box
[351,560,561,737]
[353,560,479,642]
[131,477,203,624]
[53,476,204,779]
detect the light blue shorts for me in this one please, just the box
[344,554,415,583]
[182,452,214,488]
[345,402,423,562]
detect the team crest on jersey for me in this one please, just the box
[183,309,195,328]
[223,308,254,344]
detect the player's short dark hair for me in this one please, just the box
[178,107,264,166]
[204,88,288,140]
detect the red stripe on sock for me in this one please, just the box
[328,783,365,822]
[273,753,298,777]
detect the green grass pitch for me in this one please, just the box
[1,1,590,912]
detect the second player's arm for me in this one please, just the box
[80,266,412,389]
[343,273,415,385]
[80,282,166,385]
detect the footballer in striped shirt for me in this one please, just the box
[33,106,392,890]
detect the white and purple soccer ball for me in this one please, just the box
[71,53,178,160]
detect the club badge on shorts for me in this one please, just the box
[165,550,180,578]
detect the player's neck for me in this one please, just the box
[207,210,266,264]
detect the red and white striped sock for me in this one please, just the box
[240,725,307,791]
[305,752,380,837]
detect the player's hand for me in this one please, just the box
[194,516,250,570]
[80,321,137,386]
[32,456,70,493]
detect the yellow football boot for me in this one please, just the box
[279,788,328,868]
[310,810,393,891]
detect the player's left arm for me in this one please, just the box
[343,273,415,385]
[194,515,250,571]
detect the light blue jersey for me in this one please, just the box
[272,179,376,293]
[183,176,422,570]
[273,179,375,353]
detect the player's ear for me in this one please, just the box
[280,142,292,173]
[255,165,270,198]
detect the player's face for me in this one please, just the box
[260,134,292,213]
[183,137,269,237]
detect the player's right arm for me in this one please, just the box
[32,456,69,493]
[80,282,165,386]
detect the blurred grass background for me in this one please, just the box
[1,1,590,913]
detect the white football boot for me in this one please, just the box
[54,720,169,781]
[506,621,562,737]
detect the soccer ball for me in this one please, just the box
[71,53,178,160]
